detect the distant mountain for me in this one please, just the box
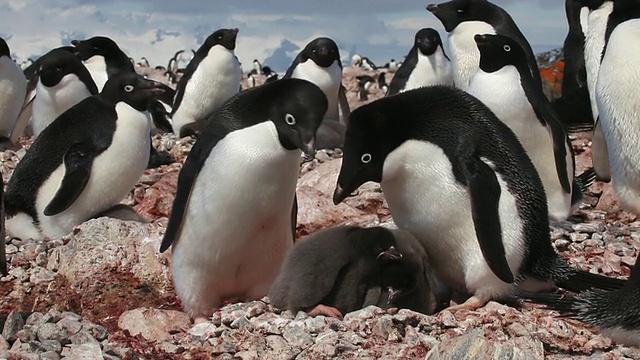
[262,39,300,73]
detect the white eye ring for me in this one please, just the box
[503,44,511,52]
[361,153,372,163]
[285,113,296,126]
[124,84,134,92]
[457,9,464,13]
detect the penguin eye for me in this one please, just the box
[217,35,223,40]
[361,153,372,164]
[503,44,511,52]
[124,84,134,92]
[457,9,464,13]
[285,113,296,126]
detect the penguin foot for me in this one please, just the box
[308,304,343,319]
[444,295,487,312]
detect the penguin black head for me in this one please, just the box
[580,0,606,10]
[100,73,165,111]
[0,38,9,58]
[204,28,239,51]
[36,49,88,87]
[474,34,526,73]
[301,37,341,68]
[71,36,124,61]
[348,227,403,262]
[415,28,444,56]
[427,0,495,32]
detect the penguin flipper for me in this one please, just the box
[459,153,514,284]
[515,289,580,317]
[290,194,298,242]
[338,84,351,125]
[10,96,34,145]
[0,185,6,276]
[44,141,99,216]
[148,100,173,133]
[591,117,611,182]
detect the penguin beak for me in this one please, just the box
[377,246,403,261]
[426,4,438,13]
[333,184,350,205]
[141,81,166,95]
[387,287,401,304]
[300,138,315,158]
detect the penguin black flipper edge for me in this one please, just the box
[457,143,514,284]
[338,84,350,125]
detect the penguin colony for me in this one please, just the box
[0,0,638,349]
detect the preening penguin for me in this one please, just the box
[159,78,327,323]
[5,73,164,241]
[71,36,135,92]
[170,28,242,138]
[333,86,624,311]
[387,28,453,96]
[0,37,27,144]
[356,75,375,100]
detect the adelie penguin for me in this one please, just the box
[4,73,164,241]
[333,85,624,311]
[518,252,640,348]
[284,37,351,150]
[378,73,389,95]
[0,37,27,146]
[467,34,591,222]
[31,48,99,138]
[387,28,453,96]
[594,0,640,214]
[356,75,375,101]
[268,226,408,319]
[427,0,541,91]
[170,28,242,138]
[159,78,327,323]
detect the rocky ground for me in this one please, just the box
[1,57,639,359]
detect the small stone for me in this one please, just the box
[16,326,36,342]
[554,239,570,251]
[158,341,181,354]
[64,342,103,359]
[372,315,395,339]
[25,312,43,326]
[86,323,108,341]
[57,317,82,336]
[230,316,250,330]
[41,309,63,323]
[188,322,217,339]
[117,307,191,342]
[304,316,326,334]
[35,252,48,266]
[283,322,313,348]
[569,233,589,242]
[69,330,99,345]
[439,310,457,328]
[39,340,62,353]
[37,322,66,344]
[507,322,530,337]
[0,335,8,350]
[9,267,29,282]
[40,351,61,360]
[2,311,26,342]
[5,244,17,255]
[572,223,602,233]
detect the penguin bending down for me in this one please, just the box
[518,252,640,348]
[31,49,98,137]
[468,34,578,221]
[5,73,164,241]
[333,85,625,312]
[427,0,541,91]
[387,28,453,96]
[170,28,241,138]
[269,226,408,319]
[159,78,327,323]
[0,38,27,144]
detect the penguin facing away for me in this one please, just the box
[31,49,99,137]
[427,0,542,91]
[170,28,241,138]
[5,73,164,241]
[518,252,640,348]
[159,78,327,323]
[595,11,640,215]
[468,34,577,222]
[268,226,406,319]
[333,85,624,311]
[0,38,28,143]
[387,28,453,96]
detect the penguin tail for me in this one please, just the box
[575,167,597,193]
[554,267,626,292]
[515,289,580,317]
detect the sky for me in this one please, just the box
[0,0,568,72]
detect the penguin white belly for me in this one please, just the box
[596,19,640,214]
[468,68,572,221]
[0,57,27,137]
[584,2,614,122]
[448,21,496,91]
[171,47,241,135]
[579,6,590,37]
[170,121,299,318]
[32,75,93,137]
[35,103,151,239]
[402,49,453,92]
[381,141,524,300]
[291,60,341,121]
[82,56,108,92]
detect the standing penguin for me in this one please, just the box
[333,86,624,311]
[170,28,241,137]
[427,0,541,90]
[467,34,577,221]
[595,3,640,214]
[268,226,405,319]
[158,78,327,323]
[356,75,375,101]
[0,38,27,144]
[31,49,98,137]
[378,73,389,95]
[4,73,164,241]
[387,28,453,96]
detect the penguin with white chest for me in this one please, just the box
[31,48,98,137]
[333,85,624,311]
[467,34,578,222]
[159,78,327,323]
[387,28,453,96]
[170,28,242,138]
[4,73,165,241]
[595,1,640,214]
[0,37,27,144]
[427,0,541,91]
